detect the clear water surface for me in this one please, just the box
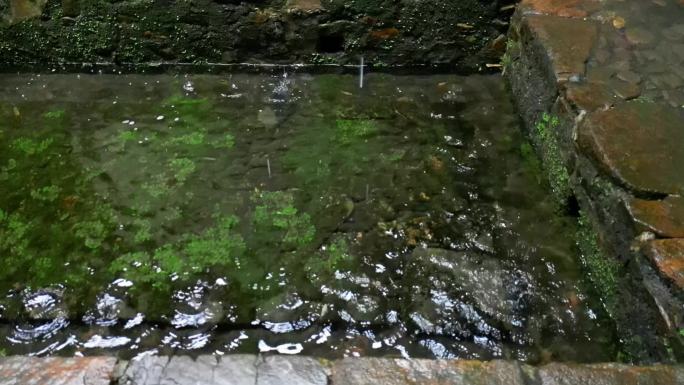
[0,72,617,362]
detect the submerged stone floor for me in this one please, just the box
[505,0,684,360]
[1,355,683,385]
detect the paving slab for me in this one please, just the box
[578,102,684,196]
[0,356,117,385]
[330,359,525,385]
[643,239,684,290]
[257,356,328,385]
[518,0,601,18]
[524,15,598,83]
[628,196,684,238]
[3,356,684,385]
[537,363,684,385]
[118,354,328,385]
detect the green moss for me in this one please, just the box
[309,53,339,65]
[169,132,205,146]
[0,115,121,294]
[59,19,117,61]
[335,119,378,144]
[74,220,108,249]
[535,113,571,203]
[305,234,357,285]
[252,190,316,250]
[43,109,66,120]
[577,210,618,309]
[110,214,246,291]
[142,174,171,199]
[501,39,520,71]
[12,137,53,155]
[169,157,196,183]
[320,236,352,271]
[0,210,31,257]
[211,133,235,149]
[118,130,138,143]
[30,185,61,202]
[133,218,153,244]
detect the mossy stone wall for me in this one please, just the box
[0,0,514,69]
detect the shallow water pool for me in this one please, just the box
[0,72,617,362]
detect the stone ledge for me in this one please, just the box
[643,239,684,291]
[578,102,684,196]
[629,197,684,238]
[0,356,117,385]
[2,356,684,385]
[522,15,598,84]
[518,0,601,19]
[505,0,684,361]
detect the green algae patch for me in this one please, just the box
[577,210,619,310]
[535,113,571,204]
[12,137,53,155]
[110,215,246,292]
[252,190,316,251]
[335,119,379,144]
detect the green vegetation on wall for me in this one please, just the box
[576,210,618,311]
[534,113,571,204]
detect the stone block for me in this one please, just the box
[524,15,598,83]
[7,0,46,24]
[643,239,684,290]
[578,102,684,195]
[628,196,684,238]
[0,356,117,385]
[519,0,601,18]
[257,356,328,385]
[538,363,684,385]
[330,359,525,385]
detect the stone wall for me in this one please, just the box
[1,355,683,385]
[505,0,684,363]
[0,0,514,70]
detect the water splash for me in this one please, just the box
[359,57,365,89]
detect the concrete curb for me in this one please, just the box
[2,355,683,385]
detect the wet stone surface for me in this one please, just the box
[506,0,684,360]
[628,197,684,238]
[0,0,511,69]
[3,356,683,385]
[643,239,684,291]
[0,356,117,385]
[518,0,601,18]
[578,102,684,196]
[330,358,525,385]
[523,15,598,83]
[0,73,615,362]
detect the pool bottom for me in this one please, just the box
[0,72,617,362]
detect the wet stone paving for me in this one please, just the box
[2,355,684,385]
